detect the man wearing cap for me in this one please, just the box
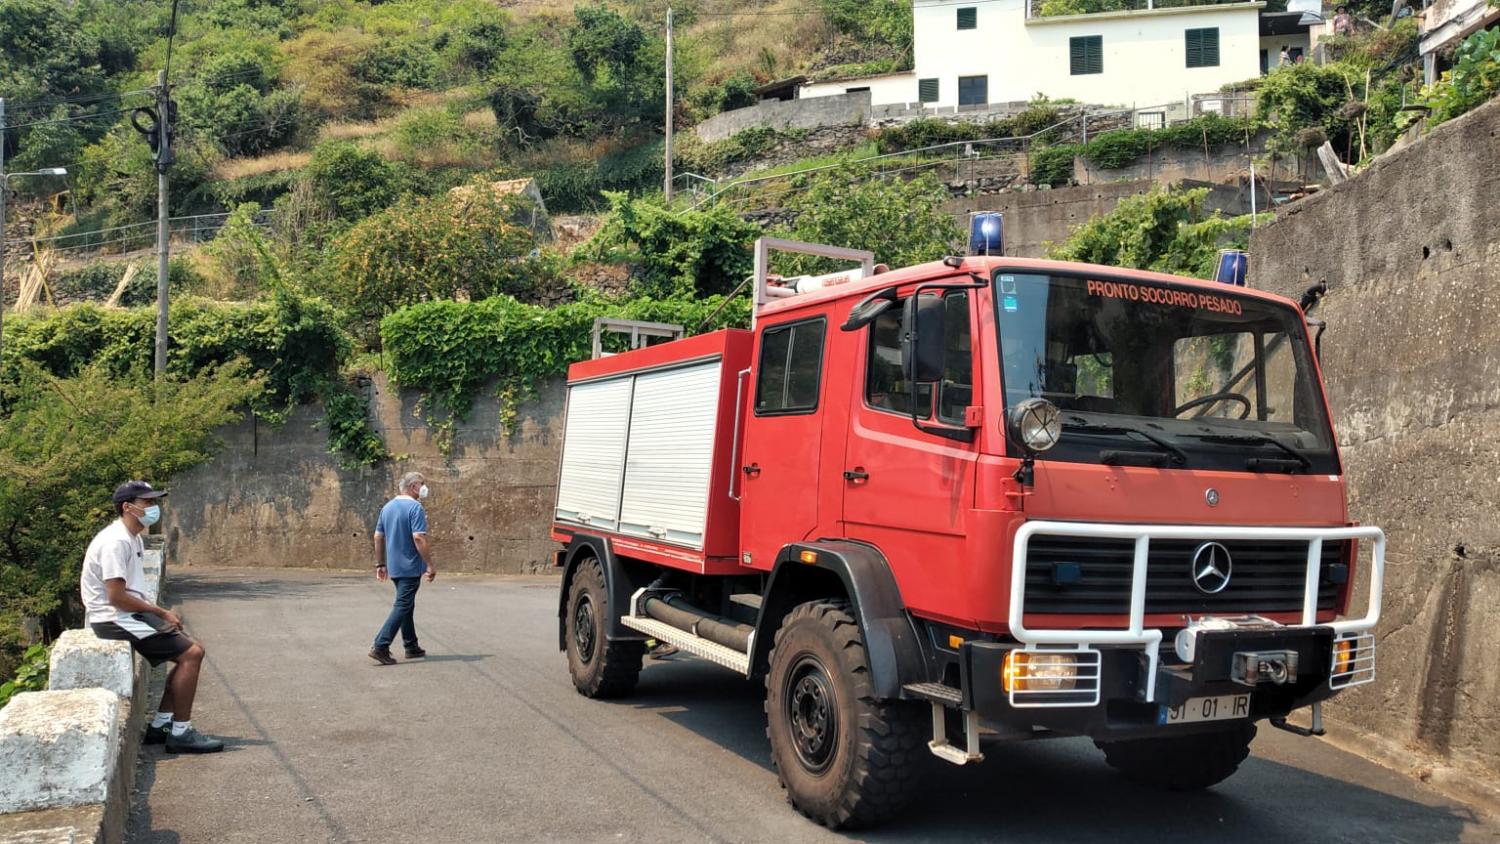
[82,481,223,753]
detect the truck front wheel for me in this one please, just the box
[565,557,644,698]
[1095,722,1257,790]
[765,600,925,829]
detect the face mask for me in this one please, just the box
[137,504,161,526]
[418,484,430,500]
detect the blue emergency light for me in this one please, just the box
[969,212,1004,256]
[1214,249,1249,286]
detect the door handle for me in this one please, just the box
[742,463,761,476]
[843,468,869,481]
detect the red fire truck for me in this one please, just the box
[551,237,1384,828]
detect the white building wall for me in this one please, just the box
[799,73,918,105]
[808,0,1264,109]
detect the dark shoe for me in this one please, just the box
[369,647,397,666]
[648,642,678,660]
[144,723,170,745]
[165,726,225,754]
[404,647,426,659]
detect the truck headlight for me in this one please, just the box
[1002,651,1079,693]
[1007,398,1061,454]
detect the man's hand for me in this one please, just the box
[157,609,183,631]
[424,566,436,583]
[376,564,389,582]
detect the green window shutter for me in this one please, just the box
[918,78,940,103]
[1187,28,1220,68]
[1071,36,1102,75]
[957,7,977,29]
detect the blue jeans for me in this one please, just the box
[373,577,421,651]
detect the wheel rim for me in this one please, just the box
[573,596,597,663]
[784,654,838,774]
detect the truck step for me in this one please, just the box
[729,593,763,610]
[620,615,751,676]
[904,682,963,706]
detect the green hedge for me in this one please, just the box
[381,294,751,443]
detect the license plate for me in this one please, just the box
[1160,694,1250,725]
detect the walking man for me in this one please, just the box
[84,481,224,753]
[369,472,436,665]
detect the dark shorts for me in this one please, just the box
[91,622,194,667]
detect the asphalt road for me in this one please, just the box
[127,568,1499,844]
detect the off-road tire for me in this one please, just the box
[1095,722,1257,790]
[765,600,926,829]
[565,557,644,698]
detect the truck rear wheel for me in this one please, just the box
[764,600,925,829]
[565,557,644,698]
[1095,722,1257,790]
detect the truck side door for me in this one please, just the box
[738,316,828,571]
[841,287,980,616]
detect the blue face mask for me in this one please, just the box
[137,504,161,527]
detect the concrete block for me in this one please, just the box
[0,690,121,814]
[141,550,162,604]
[47,632,134,700]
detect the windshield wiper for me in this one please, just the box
[1185,433,1313,473]
[1063,419,1188,466]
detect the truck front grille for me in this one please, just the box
[1023,536,1345,616]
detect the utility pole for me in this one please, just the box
[664,6,674,204]
[0,97,7,367]
[153,70,173,377]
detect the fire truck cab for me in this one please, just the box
[551,237,1384,828]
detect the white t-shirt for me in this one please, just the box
[80,519,155,637]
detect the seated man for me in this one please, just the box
[82,481,223,753]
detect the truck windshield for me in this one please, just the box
[995,271,1339,474]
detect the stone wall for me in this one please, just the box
[163,374,566,575]
[1247,97,1500,787]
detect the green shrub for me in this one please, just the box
[0,362,261,675]
[1031,144,1079,186]
[582,193,762,298]
[305,141,408,222]
[1047,187,1254,278]
[328,187,550,337]
[531,141,665,212]
[676,127,795,174]
[1256,62,1356,153]
[1421,27,1500,127]
[52,258,204,307]
[779,165,962,271]
[1082,129,1151,168]
[0,644,50,708]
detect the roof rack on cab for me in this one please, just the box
[752,236,881,327]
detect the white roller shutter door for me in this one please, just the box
[618,361,722,548]
[554,377,633,531]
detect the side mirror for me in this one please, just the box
[1006,398,1061,454]
[841,286,898,332]
[900,295,945,383]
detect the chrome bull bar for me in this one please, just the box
[1008,521,1386,704]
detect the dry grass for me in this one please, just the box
[215,150,313,181]
[318,120,389,142]
[462,109,496,131]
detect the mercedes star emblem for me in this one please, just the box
[1205,488,1220,507]
[1191,542,1233,594]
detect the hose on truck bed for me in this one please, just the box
[642,594,753,653]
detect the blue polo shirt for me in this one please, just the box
[376,496,428,578]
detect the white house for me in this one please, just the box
[800,0,1269,111]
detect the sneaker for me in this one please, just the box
[404,647,426,659]
[165,726,225,754]
[369,647,397,666]
[648,642,679,660]
[144,723,170,745]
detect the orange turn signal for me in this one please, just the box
[798,550,818,564]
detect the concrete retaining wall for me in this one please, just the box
[1247,97,1500,788]
[163,373,565,575]
[695,92,873,143]
[0,546,164,843]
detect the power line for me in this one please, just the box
[3,107,141,132]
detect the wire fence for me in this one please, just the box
[5,210,274,260]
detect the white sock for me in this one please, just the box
[171,720,192,737]
[151,712,172,728]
